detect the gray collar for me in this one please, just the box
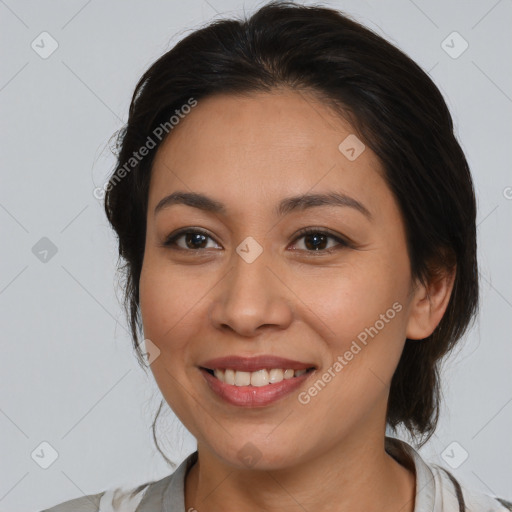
[385,436,436,512]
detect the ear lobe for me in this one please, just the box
[406,266,456,341]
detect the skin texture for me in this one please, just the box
[139,89,455,512]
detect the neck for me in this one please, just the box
[184,435,416,512]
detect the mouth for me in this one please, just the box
[200,367,316,386]
[198,355,317,407]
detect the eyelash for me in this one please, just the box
[162,227,351,254]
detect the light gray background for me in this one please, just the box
[1,1,511,510]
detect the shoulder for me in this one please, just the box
[39,480,153,512]
[432,463,512,511]
[385,437,511,512]
[40,492,105,512]
[38,452,197,512]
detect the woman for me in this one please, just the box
[42,1,511,511]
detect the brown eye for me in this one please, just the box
[163,228,220,251]
[291,228,350,253]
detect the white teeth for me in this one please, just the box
[268,368,284,383]
[210,368,311,386]
[224,368,235,385]
[234,371,251,386]
[250,369,269,387]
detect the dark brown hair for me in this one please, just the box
[104,1,478,453]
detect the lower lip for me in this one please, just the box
[200,368,314,407]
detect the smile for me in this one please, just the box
[205,367,313,386]
[199,366,316,407]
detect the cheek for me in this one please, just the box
[139,259,203,424]
[139,263,172,340]
[297,253,411,388]
[302,258,409,338]
[139,256,205,342]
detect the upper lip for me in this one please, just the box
[200,355,316,372]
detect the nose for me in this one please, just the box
[208,246,294,337]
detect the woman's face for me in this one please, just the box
[139,89,422,469]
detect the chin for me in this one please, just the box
[208,438,306,471]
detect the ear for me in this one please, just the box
[406,265,456,341]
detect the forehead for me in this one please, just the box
[148,90,389,215]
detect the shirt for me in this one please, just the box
[40,436,512,511]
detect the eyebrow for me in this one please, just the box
[154,190,372,220]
